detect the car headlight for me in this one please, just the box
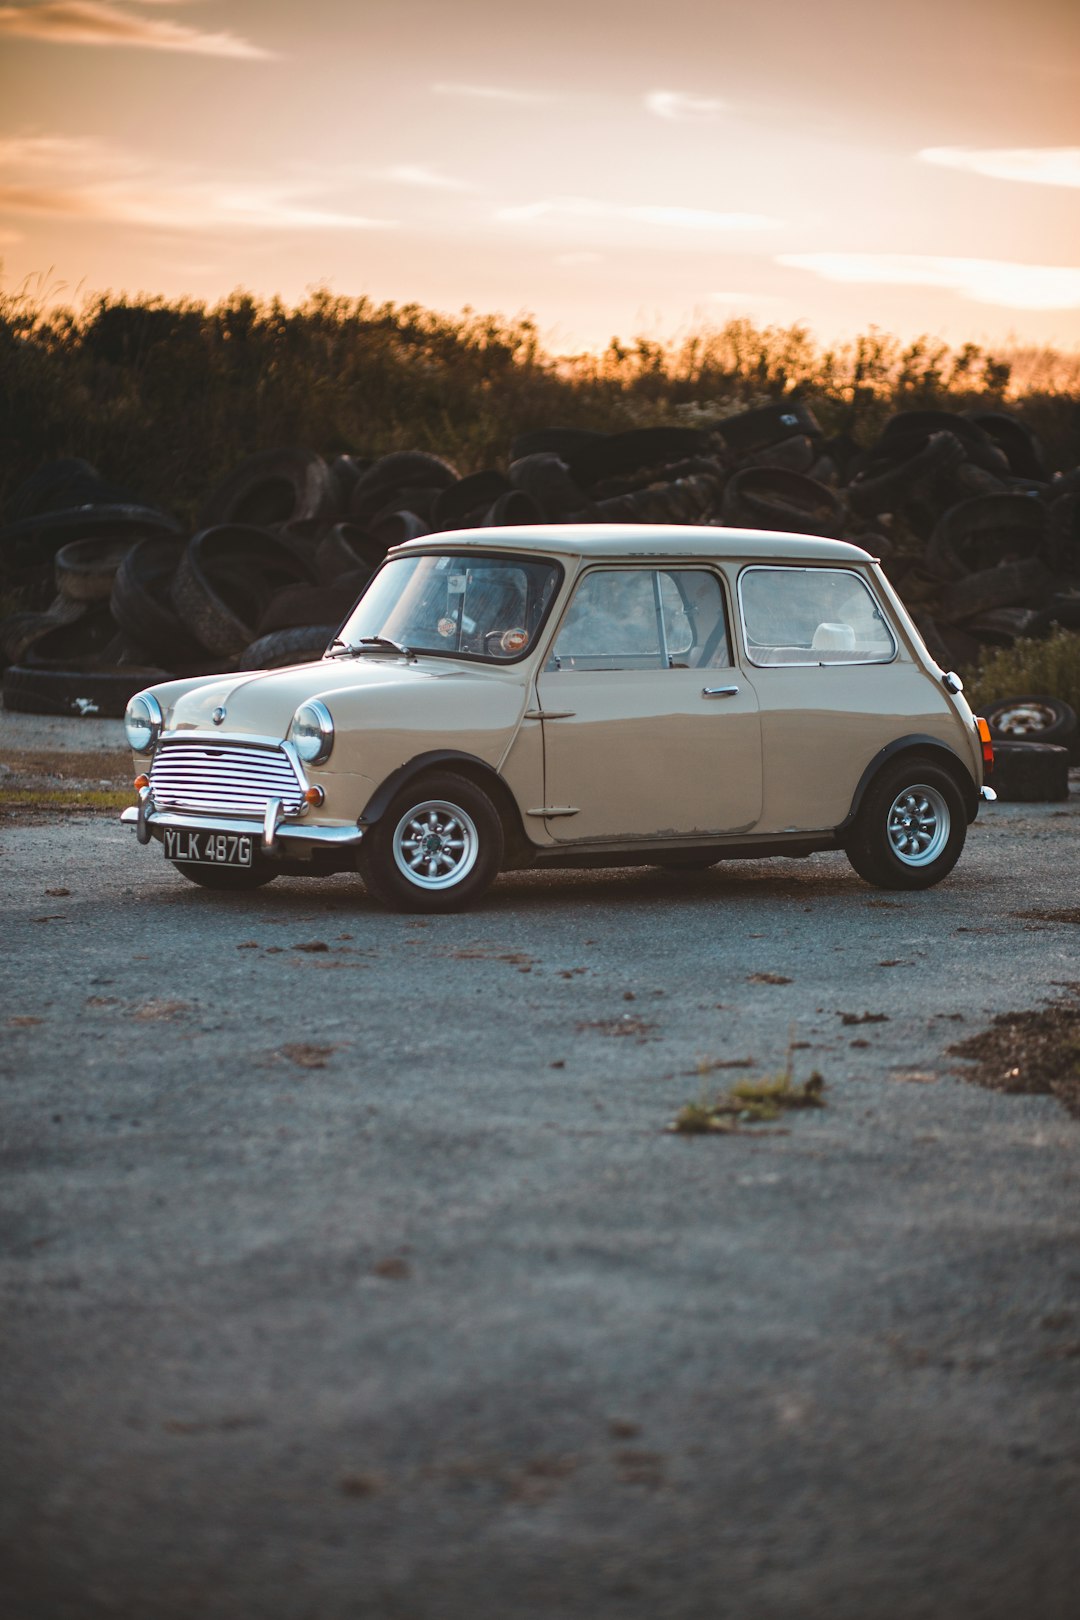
[289,699,334,765]
[124,692,163,754]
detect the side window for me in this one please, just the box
[739,568,896,666]
[550,569,731,671]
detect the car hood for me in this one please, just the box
[168,654,481,737]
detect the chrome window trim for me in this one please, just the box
[736,564,899,669]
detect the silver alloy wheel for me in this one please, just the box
[885,783,951,866]
[993,700,1058,737]
[391,798,480,890]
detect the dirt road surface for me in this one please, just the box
[2,743,1079,1620]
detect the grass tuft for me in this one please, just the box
[669,1038,825,1134]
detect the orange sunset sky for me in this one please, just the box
[1,0,1078,352]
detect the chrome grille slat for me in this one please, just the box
[150,740,304,817]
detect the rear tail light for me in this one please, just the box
[976,717,994,776]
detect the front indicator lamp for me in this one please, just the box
[124,692,163,753]
[289,699,334,765]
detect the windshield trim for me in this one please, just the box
[334,550,566,667]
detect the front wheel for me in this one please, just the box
[845,758,968,890]
[358,772,504,913]
[171,859,277,890]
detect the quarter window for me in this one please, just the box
[549,569,731,671]
[739,567,896,666]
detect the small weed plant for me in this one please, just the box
[670,1039,825,1134]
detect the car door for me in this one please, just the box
[534,565,762,843]
[736,563,925,831]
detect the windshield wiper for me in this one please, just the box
[328,635,414,659]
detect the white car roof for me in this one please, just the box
[388,523,876,566]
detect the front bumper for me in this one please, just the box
[121,795,365,854]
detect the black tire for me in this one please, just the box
[739,434,815,474]
[593,473,722,525]
[237,626,336,670]
[3,662,171,718]
[938,558,1051,623]
[349,452,459,526]
[847,431,966,518]
[509,427,604,461]
[721,468,845,536]
[926,494,1047,579]
[990,742,1070,804]
[110,538,211,666]
[171,526,315,657]
[199,448,339,531]
[170,860,277,891]
[481,490,541,527]
[433,471,512,531]
[314,524,384,582]
[54,536,134,602]
[566,427,707,490]
[255,574,368,636]
[358,771,504,913]
[845,757,968,890]
[0,504,184,575]
[964,607,1048,646]
[1,596,88,666]
[6,458,109,522]
[369,510,430,547]
[716,401,823,453]
[964,411,1047,481]
[879,411,1009,476]
[508,454,589,520]
[982,695,1078,746]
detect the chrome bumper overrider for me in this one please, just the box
[980,785,997,802]
[120,798,364,852]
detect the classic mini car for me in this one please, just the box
[120,524,995,912]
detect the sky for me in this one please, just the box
[0,0,1078,353]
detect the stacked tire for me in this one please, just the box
[3,400,1080,734]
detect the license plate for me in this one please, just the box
[163,828,253,868]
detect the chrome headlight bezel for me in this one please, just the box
[124,691,163,754]
[289,699,334,766]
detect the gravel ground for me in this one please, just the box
[1,772,1079,1620]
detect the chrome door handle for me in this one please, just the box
[702,685,739,698]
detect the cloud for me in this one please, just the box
[380,164,477,193]
[0,179,397,232]
[432,81,550,104]
[711,290,785,307]
[645,90,725,122]
[777,252,1080,310]
[555,252,603,265]
[919,146,1080,189]
[0,133,129,170]
[498,196,779,232]
[0,1,272,59]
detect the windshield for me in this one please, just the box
[335,552,563,662]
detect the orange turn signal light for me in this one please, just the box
[976,717,994,775]
[134,774,150,791]
[304,786,325,807]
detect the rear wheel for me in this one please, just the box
[358,772,504,913]
[845,758,968,890]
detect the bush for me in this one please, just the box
[2,283,1079,524]
[966,627,1080,715]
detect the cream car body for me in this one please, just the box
[121,524,991,910]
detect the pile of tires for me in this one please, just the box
[2,401,1079,723]
[981,695,1076,803]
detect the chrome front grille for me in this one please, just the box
[150,739,305,818]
